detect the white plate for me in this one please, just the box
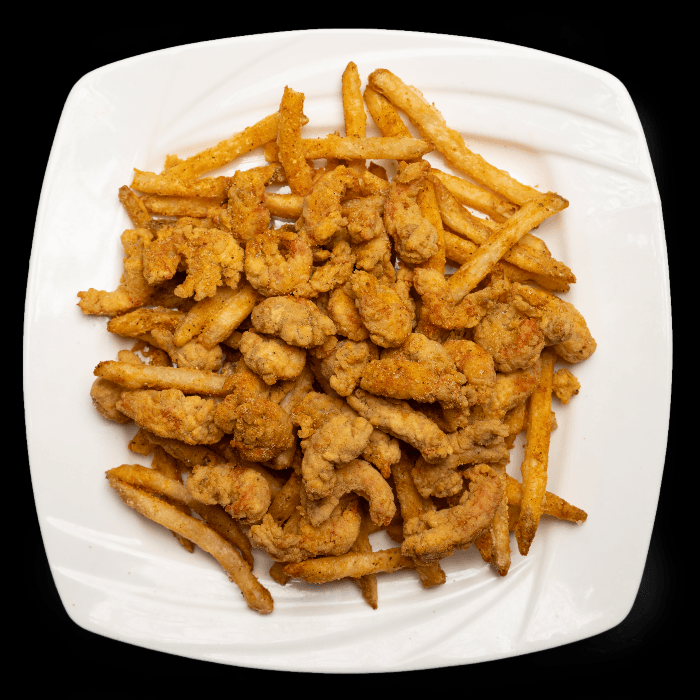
[25,30,671,672]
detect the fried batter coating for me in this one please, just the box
[343,194,385,243]
[227,169,270,243]
[361,430,401,478]
[411,460,463,499]
[361,334,468,408]
[305,459,396,527]
[347,389,452,464]
[552,368,580,404]
[78,229,154,316]
[318,339,379,396]
[116,389,223,445]
[90,378,131,423]
[402,464,503,563]
[301,165,358,244]
[510,283,596,363]
[347,271,413,348]
[142,225,185,286]
[294,239,356,298]
[107,307,184,336]
[239,331,307,385]
[186,464,271,523]
[413,267,504,329]
[244,228,313,296]
[354,229,392,272]
[384,161,439,264]
[484,359,542,417]
[327,287,369,340]
[148,327,224,371]
[300,413,374,498]
[443,339,496,406]
[251,296,336,347]
[473,302,545,373]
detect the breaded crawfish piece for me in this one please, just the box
[147,327,223,371]
[116,389,224,445]
[239,331,307,385]
[227,169,270,244]
[90,378,131,423]
[473,302,545,373]
[305,459,396,528]
[107,307,185,336]
[360,333,469,409]
[411,460,463,499]
[443,339,497,407]
[300,413,374,498]
[510,283,596,363]
[347,271,413,348]
[402,464,503,563]
[327,287,369,341]
[251,296,337,348]
[249,494,361,562]
[354,229,392,273]
[362,430,401,479]
[484,358,542,418]
[214,394,294,462]
[318,339,379,397]
[78,229,154,316]
[343,194,386,243]
[293,239,356,298]
[413,267,505,330]
[301,165,358,244]
[186,464,271,523]
[347,389,452,464]
[244,228,313,297]
[384,160,439,264]
[552,368,581,404]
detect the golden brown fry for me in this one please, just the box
[118,186,152,228]
[264,193,304,219]
[488,465,510,576]
[348,508,378,608]
[301,135,433,160]
[515,348,556,555]
[166,113,279,179]
[368,69,540,206]
[278,87,314,195]
[132,170,230,199]
[137,430,224,468]
[141,195,223,218]
[364,86,412,138]
[505,474,588,523]
[342,62,367,139]
[106,473,272,613]
[197,284,260,350]
[416,178,446,274]
[448,193,569,301]
[268,471,303,522]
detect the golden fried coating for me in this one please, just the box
[186,464,272,523]
[384,161,439,264]
[553,368,581,404]
[473,302,545,373]
[354,229,393,272]
[318,339,379,396]
[301,165,358,244]
[411,460,463,499]
[327,287,369,341]
[244,229,313,297]
[227,169,270,243]
[251,296,336,347]
[116,389,223,445]
[294,239,356,298]
[304,459,396,527]
[239,331,307,385]
[90,378,131,423]
[78,229,154,316]
[107,307,184,337]
[148,327,224,371]
[347,271,413,348]
[484,359,542,417]
[343,194,385,243]
[347,389,452,464]
[402,464,503,563]
[442,339,496,407]
[361,334,468,408]
[300,413,374,498]
[361,430,401,478]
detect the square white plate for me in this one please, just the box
[25,29,671,672]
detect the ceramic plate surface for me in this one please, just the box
[25,29,670,672]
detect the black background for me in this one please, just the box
[22,20,678,688]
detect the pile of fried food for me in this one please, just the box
[80,63,594,614]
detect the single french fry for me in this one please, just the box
[118,186,152,228]
[278,87,314,195]
[268,471,302,522]
[264,193,304,219]
[342,61,367,139]
[447,193,568,301]
[269,561,291,585]
[107,308,184,338]
[368,69,540,206]
[488,465,511,576]
[282,548,415,584]
[416,179,446,275]
[107,473,272,613]
[141,195,223,218]
[302,135,433,161]
[430,169,517,222]
[138,430,224,468]
[364,86,412,138]
[474,531,492,563]
[515,348,557,555]
[165,113,279,179]
[505,474,587,523]
[349,509,379,609]
[94,360,229,396]
[131,170,230,199]
[433,176,575,283]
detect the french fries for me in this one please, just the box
[81,60,593,614]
